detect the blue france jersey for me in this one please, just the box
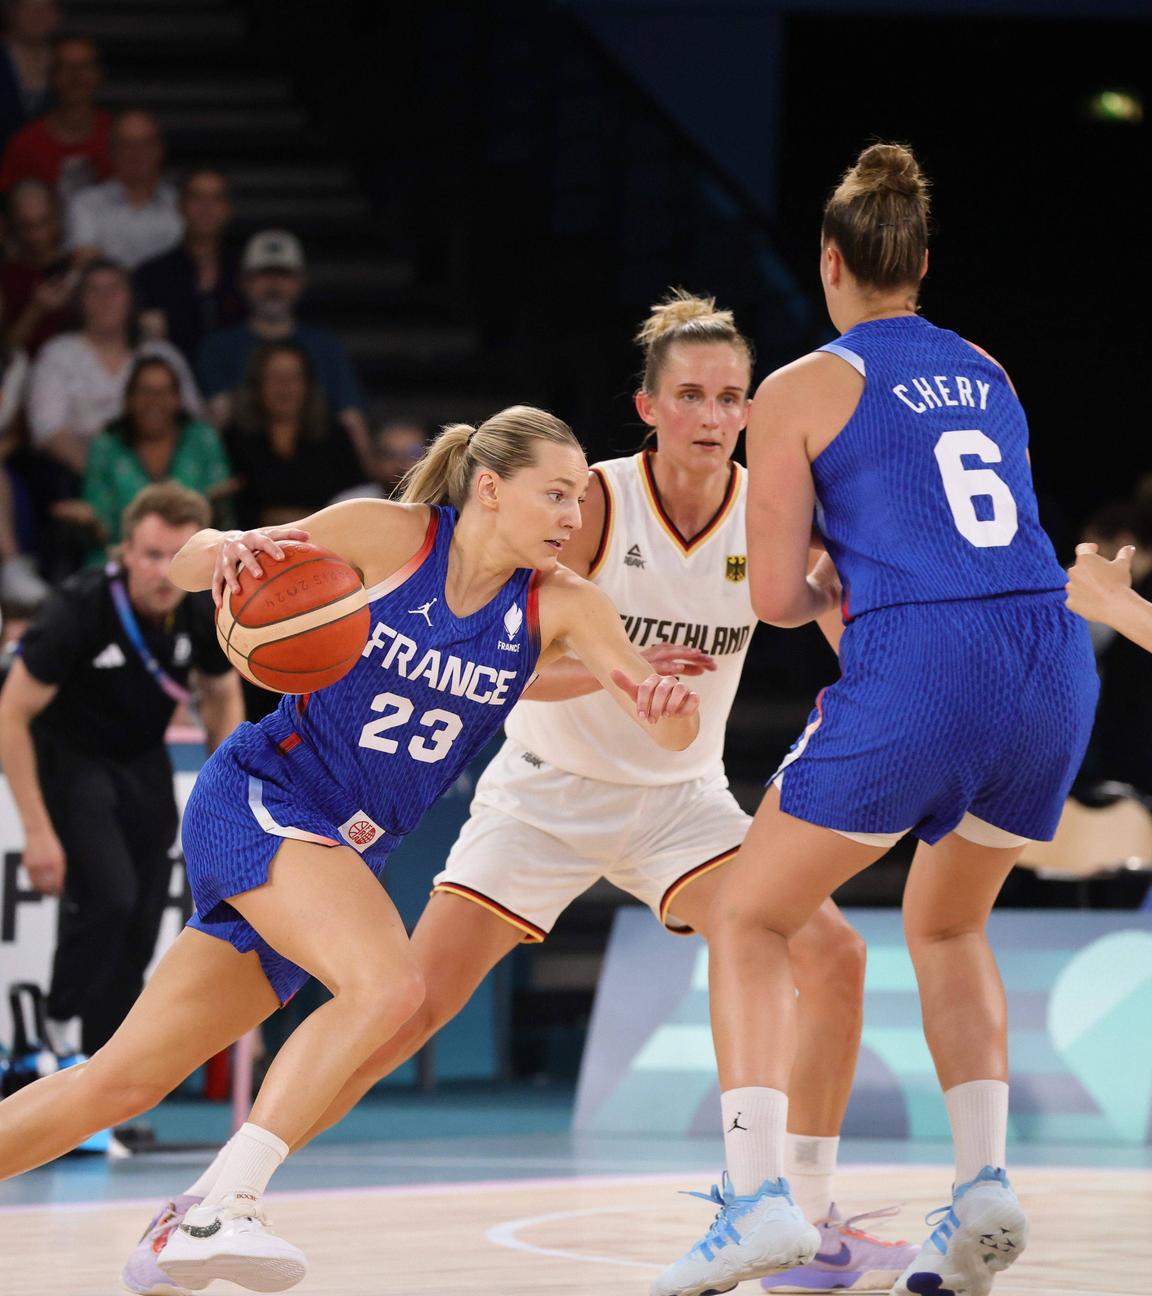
[814,315,1066,619]
[262,507,540,836]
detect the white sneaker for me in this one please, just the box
[157,1193,306,1293]
[890,1166,1028,1296]
[652,1174,820,1296]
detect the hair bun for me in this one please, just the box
[850,143,927,198]
[635,288,736,348]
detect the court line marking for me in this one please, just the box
[485,1201,1139,1292]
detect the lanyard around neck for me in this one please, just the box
[105,563,191,705]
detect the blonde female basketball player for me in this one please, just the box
[654,146,1098,1296]
[125,293,912,1296]
[0,406,703,1294]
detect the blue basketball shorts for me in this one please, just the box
[182,722,397,1003]
[770,592,1099,846]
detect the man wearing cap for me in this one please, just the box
[196,228,370,466]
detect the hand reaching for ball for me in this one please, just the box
[211,526,311,607]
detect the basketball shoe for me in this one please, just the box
[762,1204,917,1291]
[890,1167,1028,1296]
[157,1192,306,1292]
[121,1194,200,1295]
[651,1174,820,1296]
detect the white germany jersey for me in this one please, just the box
[506,451,757,785]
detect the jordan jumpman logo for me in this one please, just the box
[408,597,437,626]
[728,1113,748,1133]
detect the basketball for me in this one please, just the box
[215,542,370,693]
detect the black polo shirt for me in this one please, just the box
[19,566,229,760]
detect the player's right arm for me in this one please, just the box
[0,660,66,896]
[168,499,433,605]
[535,567,699,749]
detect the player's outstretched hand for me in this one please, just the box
[640,644,717,677]
[609,669,701,724]
[1065,542,1134,624]
[211,527,311,607]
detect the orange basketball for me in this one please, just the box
[215,542,370,693]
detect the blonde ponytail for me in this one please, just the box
[399,406,582,510]
[636,287,753,394]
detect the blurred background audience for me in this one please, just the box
[135,168,243,360]
[66,108,180,268]
[0,33,108,200]
[0,0,59,155]
[198,229,371,468]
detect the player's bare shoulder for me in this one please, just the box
[309,498,433,587]
[533,563,617,661]
[751,351,864,459]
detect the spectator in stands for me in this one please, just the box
[0,0,59,154]
[198,229,370,466]
[28,259,201,475]
[82,355,232,553]
[135,167,243,361]
[0,465,48,605]
[0,35,111,200]
[0,482,243,1056]
[329,417,429,503]
[225,340,360,529]
[67,109,182,269]
[1076,502,1152,799]
[0,178,82,356]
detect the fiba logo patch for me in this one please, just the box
[338,810,385,854]
[347,820,376,846]
[499,602,523,653]
[725,554,747,582]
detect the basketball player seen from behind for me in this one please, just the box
[654,144,1098,1296]
[124,291,914,1296]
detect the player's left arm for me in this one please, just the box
[1066,543,1152,652]
[535,569,700,750]
[193,667,245,753]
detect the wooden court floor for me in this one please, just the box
[2,1164,1148,1295]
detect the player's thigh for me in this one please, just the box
[84,926,280,1096]
[712,784,885,939]
[902,832,1025,943]
[227,837,418,998]
[409,891,524,1019]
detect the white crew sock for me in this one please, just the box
[182,1138,233,1200]
[721,1087,788,1196]
[944,1079,1009,1185]
[200,1123,289,1207]
[785,1133,839,1223]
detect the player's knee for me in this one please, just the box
[795,920,867,998]
[82,1055,171,1123]
[340,961,426,1040]
[903,907,985,947]
[708,899,789,946]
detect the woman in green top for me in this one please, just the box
[83,355,233,553]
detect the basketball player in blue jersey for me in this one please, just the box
[654,144,1098,1296]
[0,406,702,1293]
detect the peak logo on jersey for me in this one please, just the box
[499,602,523,652]
[338,810,384,853]
[725,554,747,583]
[362,620,520,706]
[625,543,645,569]
[92,643,127,669]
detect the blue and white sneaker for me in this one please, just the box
[121,1194,200,1295]
[890,1167,1028,1296]
[652,1174,820,1296]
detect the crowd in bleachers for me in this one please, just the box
[0,0,426,633]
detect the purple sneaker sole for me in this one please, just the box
[763,1204,917,1293]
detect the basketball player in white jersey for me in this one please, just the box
[123,294,914,1294]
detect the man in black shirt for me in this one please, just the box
[0,482,243,1054]
[134,168,244,361]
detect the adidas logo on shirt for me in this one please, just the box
[92,643,127,669]
[625,543,646,569]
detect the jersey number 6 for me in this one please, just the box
[358,690,463,764]
[933,429,1019,549]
